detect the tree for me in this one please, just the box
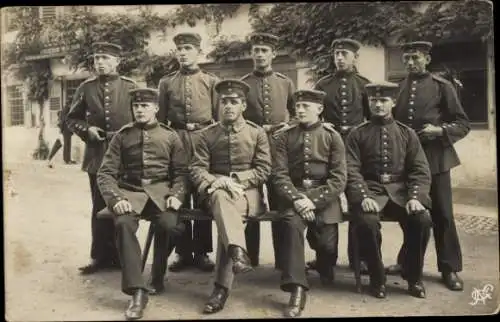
[208,1,493,82]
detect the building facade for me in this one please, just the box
[1,5,496,202]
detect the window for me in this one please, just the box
[65,79,84,107]
[40,6,57,24]
[49,96,61,127]
[7,85,25,126]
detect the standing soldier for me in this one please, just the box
[190,79,272,315]
[273,89,346,317]
[310,38,372,273]
[66,42,138,275]
[241,32,296,269]
[345,81,433,299]
[387,41,470,292]
[97,88,189,320]
[158,32,219,273]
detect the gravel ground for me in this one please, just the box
[3,157,499,321]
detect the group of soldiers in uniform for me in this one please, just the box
[65,31,469,320]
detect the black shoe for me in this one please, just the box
[78,259,114,275]
[228,245,253,274]
[385,263,402,275]
[284,285,307,318]
[369,284,387,299]
[146,280,165,296]
[203,286,229,314]
[194,254,215,272]
[441,272,464,291]
[408,281,426,298]
[125,289,149,320]
[168,255,194,272]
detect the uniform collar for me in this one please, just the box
[370,115,395,126]
[220,117,246,133]
[299,120,322,131]
[408,71,430,80]
[335,68,356,78]
[180,66,201,75]
[98,73,119,82]
[135,120,159,130]
[253,69,274,77]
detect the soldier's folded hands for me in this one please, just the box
[113,199,133,215]
[405,199,426,215]
[361,197,381,213]
[165,196,183,210]
[88,126,106,142]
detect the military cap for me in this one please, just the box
[129,88,159,103]
[292,89,327,105]
[173,32,202,47]
[401,41,433,54]
[365,81,399,98]
[331,38,362,53]
[91,42,122,57]
[249,32,280,49]
[215,79,250,98]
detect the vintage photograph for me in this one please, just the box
[2,3,498,320]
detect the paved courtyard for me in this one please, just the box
[3,127,499,320]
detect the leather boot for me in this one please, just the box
[228,244,253,274]
[125,289,149,320]
[284,285,307,318]
[203,285,229,314]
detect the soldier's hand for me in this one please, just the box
[405,199,426,214]
[300,210,316,222]
[88,126,106,142]
[294,197,316,213]
[165,196,183,210]
[361,198,380,213]
[209,177,231,192]
[418,124,443,138]
[113,200,133,215]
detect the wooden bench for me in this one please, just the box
[97,207,373,293]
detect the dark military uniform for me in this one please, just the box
[158,58,220,261]
[97,118,189,295]
[393,71,470,275]
[313,39,371,267]
[241,32,296,269]
[273,92,347,287]
[345,111,432,287]
[190,118,272,291]
[66,72,137,265]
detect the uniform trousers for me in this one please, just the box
[208,189,264,290]
[353,200,432,286]
[62,129,73,163]
[114,199,182,295]
[396,171,462,273]
[172,129,213,257]
[280,208,339,292]
[88,173,118,264]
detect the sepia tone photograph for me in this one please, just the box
[2,2,498,320]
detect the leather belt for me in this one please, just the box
[122,176,168,186]
[170,120,214,131]
[292,178,326,189]
[363,173,404,184]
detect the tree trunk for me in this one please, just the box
[32,99,50,160]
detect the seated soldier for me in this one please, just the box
[97,88,189,320]
[190,79,271,315]
[345,81,432,299]
[272,89,347,317]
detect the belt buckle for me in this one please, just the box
[302,179,313,189]
[186,123,196,131]
[380,173,392,184]
[141,178,152,185]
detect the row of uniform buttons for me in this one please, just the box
[407,80,417,126]
[303,132,311,176]
[262,78,272,122]
[340,78,349,124]
[381,127,389,169]
[185,78,192,119]
[104,81,112,130]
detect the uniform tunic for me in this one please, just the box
[97,122,189,214]
[314,70,370,135]
[241,70,296,126]
[393,72,470,175]
[66,74,138,174]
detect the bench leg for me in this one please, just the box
[141,222,155,272]
[350,220,362,293]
